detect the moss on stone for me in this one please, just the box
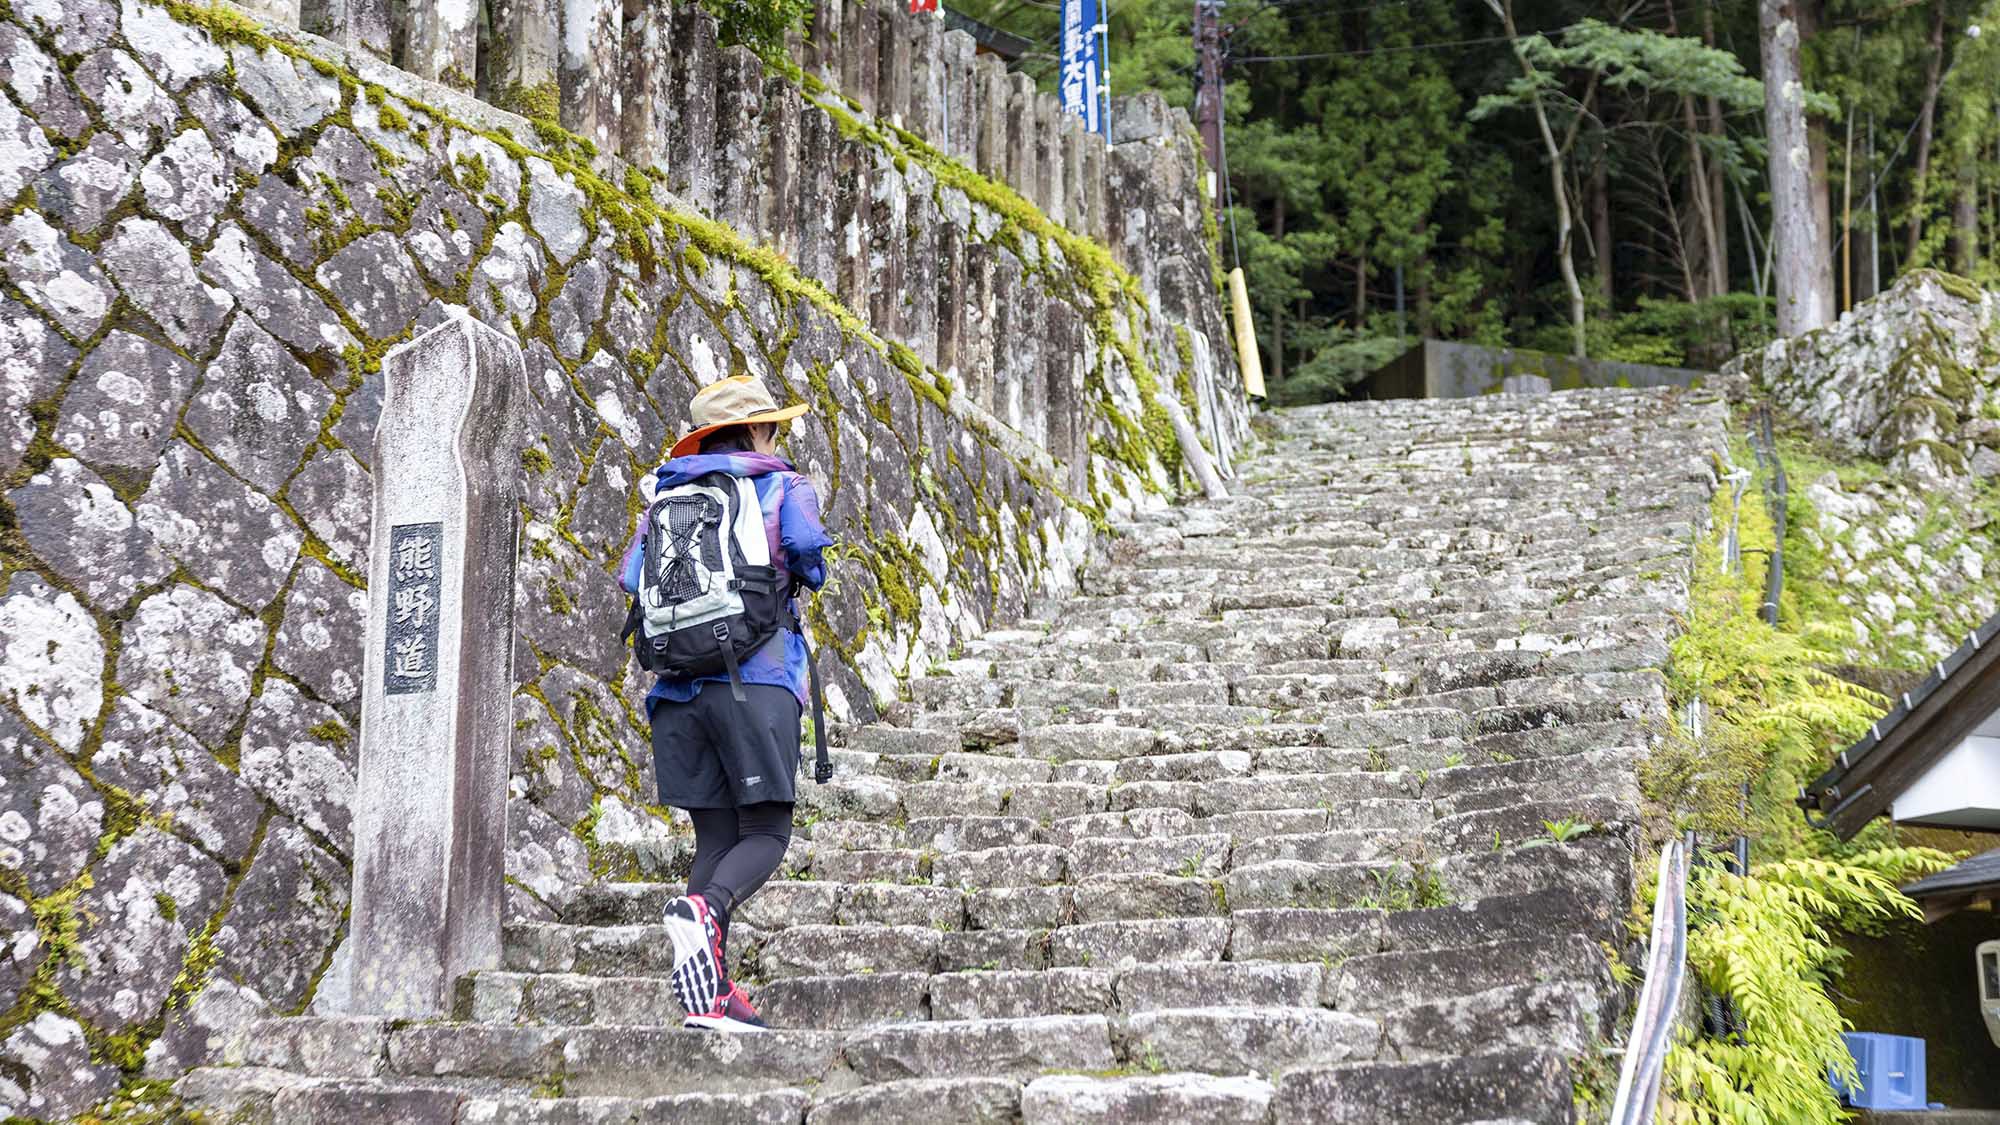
[1929,270,1985,304]
[306,719,351,746]
[499,79,562,125]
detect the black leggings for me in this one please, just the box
[687,801,793,946]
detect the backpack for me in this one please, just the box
[621,470,833,784]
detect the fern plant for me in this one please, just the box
[1660,847,1955,1125]
[1647,454,1959,1124]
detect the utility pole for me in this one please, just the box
[1193,0,1224,209]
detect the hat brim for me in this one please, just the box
[670,403,809,458]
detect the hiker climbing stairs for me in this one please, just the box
[177,389,1726,1124]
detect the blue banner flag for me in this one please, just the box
[1060,0,1105,134]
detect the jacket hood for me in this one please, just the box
[654,451,795,489]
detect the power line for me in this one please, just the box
[1233,23,1580,61]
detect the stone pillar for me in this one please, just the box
[560,0,621,155]
[868,150,909,340]
[620,0,670,174]
[975,57,1008,179]
[1079,133,1106,242]
[348,315,527,1019]
[797,106,840,287]
[844,0,879,115]
[1034,92,1062,223]
[1045,303,1087,489]
[908,14,944,143]
[406,0,478,90]
[488,0,559,116]
[810,0,844,88]
[668,6,719,208]
[903,168,940,367]
[1061,113,1087,234]
[936,222,968,375]
[761,77,804,259]
[881,9,913,130]
[712,47,765,231]
[834,142,873,312]
[942,31,976,161]
[1005,74,1038,209]
[963,242,998,412]
[305,0,392,60]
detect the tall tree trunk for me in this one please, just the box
[1415,226,1434,335]
[1486,0,1585,357]
[1952,170,1979,275]
[1801,0,1833,288]
[1270,194,1286,383]
[1703,0,1729,294]
[1856,112,1879,302]
[1592,153,1613,305]
[1666,0,1723,299]
[1907,0,1948,261]
[1355,253,1369,324]
[1682,95,1723,298]
[1761,0,1835,335]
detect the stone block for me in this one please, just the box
[1050,917,1228,969]
[749,971,927,1030]
[927,966,1113,1021]
[843,1015,1115,1080]
[1273,1048,1573,1124]
[1120,1007,1380,1074]
[562,1028,838,1096]
[809,1077,1021,1125]
[1023,1074,1275,1125]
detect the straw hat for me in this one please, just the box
[670,375,809,457]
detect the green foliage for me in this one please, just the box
[1663,848,1955,1124]
[699,0,815,58]
[1653,446,1962,1123]
[1265,323,1409,405]
[1530,294,1776,370]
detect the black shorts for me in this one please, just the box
[651,683,803,809]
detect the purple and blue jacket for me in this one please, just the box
[618,452,833,714]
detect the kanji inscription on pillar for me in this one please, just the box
[384,521,443,694]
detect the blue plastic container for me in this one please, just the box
[1831,1032,1928,1110]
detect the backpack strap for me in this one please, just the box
[712,621,749,702]
[786,590,833,785]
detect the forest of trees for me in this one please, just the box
[957,0,2000,402]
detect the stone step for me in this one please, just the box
[1331,933,1612,1013]
[1273,1047,1575,1124]
[174,1068,815,1124]
[723,959,1343,1027]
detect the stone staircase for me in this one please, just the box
[176,390,1725,1124]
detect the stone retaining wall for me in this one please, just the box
[0,0,1246,1114]
[229,0,1209,290]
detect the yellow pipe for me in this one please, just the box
[1227,267,1266,399]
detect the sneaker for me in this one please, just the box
[720,981,767,1030]
[662,895,724,1027]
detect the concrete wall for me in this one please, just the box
[0,0,1245,1112]
[1360,340,1707,400]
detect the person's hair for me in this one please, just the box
[698,422,775,454]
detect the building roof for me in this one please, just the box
[942,7,1034,61]
[1901,846,2000,922]
[1798,609,2000,839]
